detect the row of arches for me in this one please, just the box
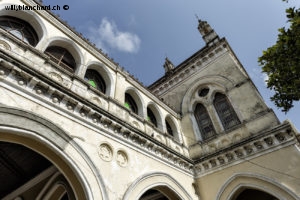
[125,91,178,137]
[0,141,292,200]
[0,15,82,74]
[0,14,179,139]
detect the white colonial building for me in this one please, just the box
[0,0,299,199]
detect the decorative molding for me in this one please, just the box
[0,57,194,174]
[116,150,128,167]
[150,41,228,96]
[194,125,297,177]
[0,40,11,51]
[98,143,113,162]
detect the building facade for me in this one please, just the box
[0,0,299,199]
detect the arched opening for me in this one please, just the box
[147,107,157,127]
[139,189,168,200]
[125,93,138,114]
[0,16,38,46]
[165,120,174,136]
[85,63,113,96]
[124,89,144,116]
[139,186,181,200]
[44,46,76,73]
[0,141,75,200]
[194,103,216,140]
[165,116,178,138]
[234,189,279,200]
[217,174,298,200]
[213,93,240,130]
[123,172,192,200]
[84,69,106,93]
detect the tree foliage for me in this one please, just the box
[258,5,300,112]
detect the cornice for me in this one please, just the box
[1,49,299,178]
[0,49,195,175]
[193,122,298,177]
[148,39,228,96]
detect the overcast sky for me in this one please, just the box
[43,0,300,130]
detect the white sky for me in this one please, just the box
[43,0,300,130]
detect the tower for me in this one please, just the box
[198,19,219,45]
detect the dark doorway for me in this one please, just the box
[235,188,279,200]
[139,189,169,200]
[0,141,74,199]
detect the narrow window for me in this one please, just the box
[214,93,240,130]
[125,93,138,114]
[0,16,38,46]
[45,46,76,73]
[165,120,174,136]
[147,108,157,127]
[194,103,216,140]
[84,69,106,93]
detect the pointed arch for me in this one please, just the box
[123,172,193,200]
[194,103,216,140]
[0,106,108,200]
[213,93,240,130]
[217,173,298,200]
[181,75,234,115]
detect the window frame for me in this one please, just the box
[0,16,38,46]
[213,93,240,130]
[84,69,106,94]
[194,103,216,140]
[125,93,138,114]
[44,46,76,73]
[147,107,157,127]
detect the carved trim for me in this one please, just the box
[194,127,296,177]
[0,59,194,174]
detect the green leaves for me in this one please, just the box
[258,6,300,112]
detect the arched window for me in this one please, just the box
[0,16,38,46]
[165,120,174,136]
[214,93,240,130]
[84,69,106,93]
[147,108,157,127]
[194,103,216,140]
[45,46,76,73]
[124,93,138,114]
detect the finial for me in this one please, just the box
[163,57,175,75]
[197,19,219,45]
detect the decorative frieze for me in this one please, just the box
[0,40,11,51]
[194,127,296,176]
[152,44,227,96]
[0,60,193,174]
